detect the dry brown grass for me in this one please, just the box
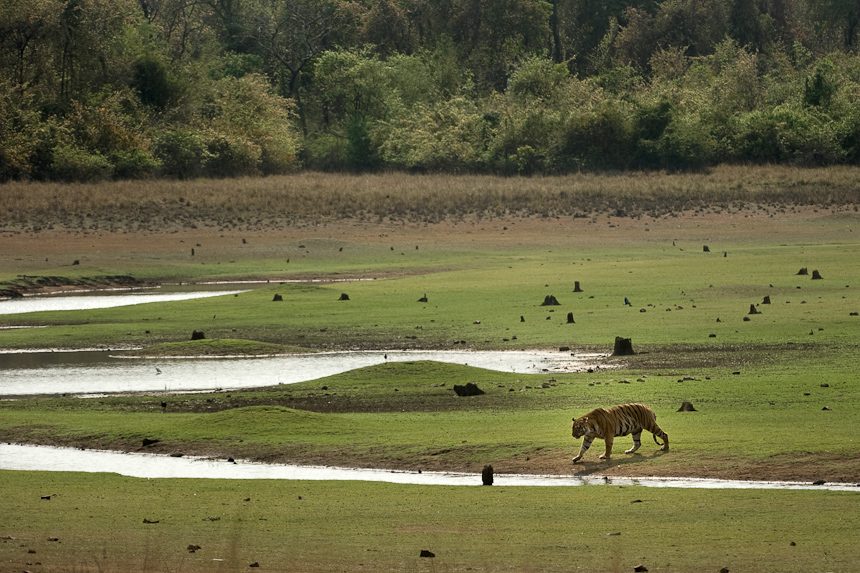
[2,165,859,232]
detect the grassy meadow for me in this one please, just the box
[1,168,860,571]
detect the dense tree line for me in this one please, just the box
[3,0,860,181]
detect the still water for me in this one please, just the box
[0,349,602,396]
[0,286,250,315]
[2,444,856,490]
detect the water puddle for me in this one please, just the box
[1,444,856,491]
[0,350,604,396]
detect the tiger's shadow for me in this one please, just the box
[570,449,669,476]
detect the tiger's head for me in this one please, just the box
[572,416,591,439]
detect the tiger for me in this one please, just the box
[571,403,668,463]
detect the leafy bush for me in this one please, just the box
[153,130,209,179]
[49,144,113,182]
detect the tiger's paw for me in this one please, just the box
[598,454,609,460]
[572,456,582,463]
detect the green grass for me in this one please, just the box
[2,470,859,573]
[3,240,859,351]
[3,352,859,479]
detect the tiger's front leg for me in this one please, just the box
[572,437,593,463]
[625,430,643,454]
[598,435,614,460]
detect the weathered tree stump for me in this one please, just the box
[420,550,435,558]
[677,401,697,412]
[418,294,428,302]
[567,312,575,324]
[338,293,350,301]
[272,294,283,302]
[541,295,560,306]
[762,295,771,304]
[520,315,525,322]
[481,465,494,486]
[748,304,760,315]
[573,281,583,292]
[612,336,635,356]
[811,270,823,280]
[703,245,710,252]
[191,330,205,340]
[796,267,808,275]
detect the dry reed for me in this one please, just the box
[2,165,859,232]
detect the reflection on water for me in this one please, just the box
[0,349,604,396]
[1,444,857,490]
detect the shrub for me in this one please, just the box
[49,144,113,182]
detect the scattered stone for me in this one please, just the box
[420,550,436,558]
[559,346,570,351]
[249,562,260,568]
[453,382,485,397]
[822,406,831,410]
[605,532,621,536]
[790,541,796,546]
[820,383,829,387]
[812,480,826,486]
[142,438,160,447]
[40,495,51,500]
[720,568,730,573]
[541,295,560,306]
[732,371,741,375]
[743,316,751,321]
[677,401,697,412]
[634,565,649,572]
[187,544,201,553]
[142,518,159,524]
[482,465,494,486]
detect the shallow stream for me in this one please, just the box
[1,444,857,491]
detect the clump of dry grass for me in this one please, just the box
[2,165,859,232]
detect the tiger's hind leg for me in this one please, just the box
[652,424,669,451]
[625,429,642,454]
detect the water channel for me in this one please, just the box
[2,287,857,491]
[2,444,857,490]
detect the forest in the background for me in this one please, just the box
[2,0,860,181]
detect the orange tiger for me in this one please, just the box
[571,403,668,463]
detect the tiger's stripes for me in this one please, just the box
[571,403,668,463]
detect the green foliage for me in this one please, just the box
[4,0,860,179]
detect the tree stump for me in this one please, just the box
[677,401,697,412]
[453,383,485,396]
[566,312,575,324]
[573,281,583,292]
[541,295,560,306]
[418,294,428,302]
[703,245,710,252]
[748,304,760,315]
[481,465,494,486]
[762,295,771,304]
[811,270,823,280]
[612,336,635,356]
[272,294,283,302]
[338,293,350,301]
[191,330,205,340]
[796,267,808,275]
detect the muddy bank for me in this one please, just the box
[0,274,151,299]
